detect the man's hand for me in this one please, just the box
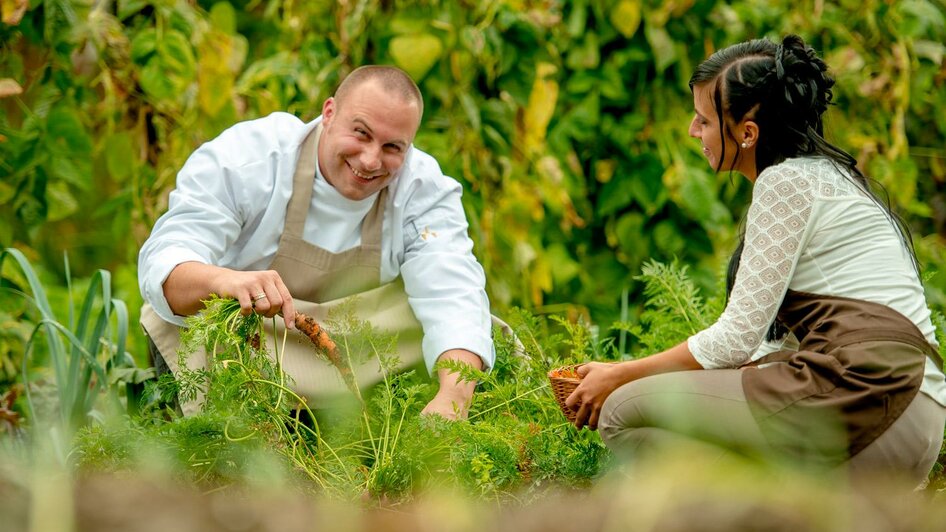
[164,262,296,329]
[421,349,483,421]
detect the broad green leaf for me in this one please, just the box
[0,180,14,203]
[610,0,642,38]
[130,28,157,63]
[104,132,136,183]
[0,219,10,247]
[914,40,945,64]
[159,30,196,81]
[630,170,666,214]
[547,243,580,285]
[209,1,237,34]
[566,0,588,37]
[459,92,481,132]
[46,106,92,155]
[389,13,430,35]
[565,33,599,70]
[653,220,685,255]
[49,156,89,189]
[139,61,176,101]
[117,0,148,20]
[614,212,648,263]
[236,52,297,91]
[597,175,635,217]
[45,181,78,222]
[896,0,945,38]
[389,33,443,81]
[678,169,716,221]
[198,31,236,117]
[644,23,676,72]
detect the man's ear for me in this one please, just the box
[321,97,336,124]
[741,119,759,149]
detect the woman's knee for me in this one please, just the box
[599,383,648,445]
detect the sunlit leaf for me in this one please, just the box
[644,23,676,72]
[45,181,78,222]
[389,33,443,81]
[198,31,236,117]
[1,0,28,25]
[523,62,559,156]
[209,1,237,34]
[610,0,642,38]
[0,78,22,98]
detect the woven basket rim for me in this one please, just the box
[548,364,582,382]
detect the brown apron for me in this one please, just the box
[141,125,425,415]
[742,289,942,465]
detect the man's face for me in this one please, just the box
[317,81,421,201]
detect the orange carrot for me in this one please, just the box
[549,367,580,379]
[295,313,361,400]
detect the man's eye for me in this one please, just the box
[355,128,367,137]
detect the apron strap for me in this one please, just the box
[282,124,321,238]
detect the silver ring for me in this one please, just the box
[252,292,267,302]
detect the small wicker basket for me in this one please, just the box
[548,365,582,423]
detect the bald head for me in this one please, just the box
[334,65,424,121]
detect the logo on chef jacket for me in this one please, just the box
[420,227,438,241]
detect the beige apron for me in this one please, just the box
[742,289,942,465]
[141,125,425,414]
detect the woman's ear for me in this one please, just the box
[741,120,759,149]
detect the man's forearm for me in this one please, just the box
[163,262,225,316]
[435,348,484,395]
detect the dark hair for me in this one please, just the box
[689,35,919,342]
[335,65,424,119]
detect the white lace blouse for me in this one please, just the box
[687,157,946,405]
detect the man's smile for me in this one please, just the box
[346,160,383,181]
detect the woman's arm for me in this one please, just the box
[565,340,702,430]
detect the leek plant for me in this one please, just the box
[0,247,147,441]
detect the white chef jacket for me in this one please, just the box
[138,112,495,374]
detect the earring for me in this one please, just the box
[741,142,748,149]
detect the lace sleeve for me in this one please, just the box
[688,163,815,369]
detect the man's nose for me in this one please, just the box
[688,116,699,138]
[361,144,382,172]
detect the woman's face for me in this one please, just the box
[689,83,736,170]
[688,83,743,175]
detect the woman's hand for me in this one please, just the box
[565,361,633,431]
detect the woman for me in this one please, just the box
[566,35,946,481]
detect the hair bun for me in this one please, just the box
[773,35,835,123]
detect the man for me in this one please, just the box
[138,66,493,419]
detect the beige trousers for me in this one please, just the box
[599,369,946,485]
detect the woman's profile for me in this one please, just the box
[566,35,946,484]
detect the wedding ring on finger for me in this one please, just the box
[252,292,267,302]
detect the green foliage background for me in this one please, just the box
[2,0,946,368]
